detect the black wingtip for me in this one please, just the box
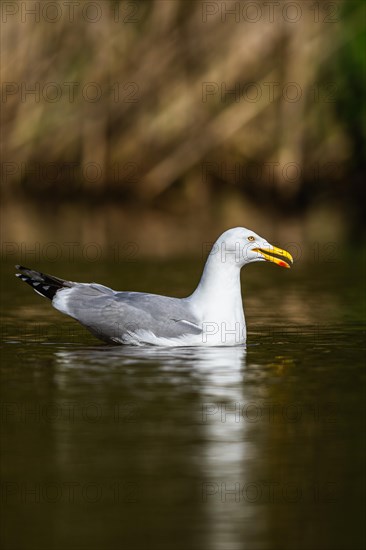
[14,265,69,300]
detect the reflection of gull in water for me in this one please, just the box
[55,345,246,396]
[55,344,260,549]
[16,227,293,346]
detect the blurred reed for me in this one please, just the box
[1,0,365,239]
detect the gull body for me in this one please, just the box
[15,227,293,346]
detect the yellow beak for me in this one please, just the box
[253,246,294,268]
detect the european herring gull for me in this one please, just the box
[15,227,293,346]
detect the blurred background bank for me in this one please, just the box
[1,0,365,260]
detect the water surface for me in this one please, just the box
[1,256,365,550]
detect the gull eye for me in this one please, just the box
[247,236,255,242]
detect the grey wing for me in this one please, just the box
[52,284,201,343]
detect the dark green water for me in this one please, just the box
[1,255,365,550]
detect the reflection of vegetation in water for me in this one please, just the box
[267,356,295,375]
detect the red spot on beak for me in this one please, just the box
[278,261,288,268]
